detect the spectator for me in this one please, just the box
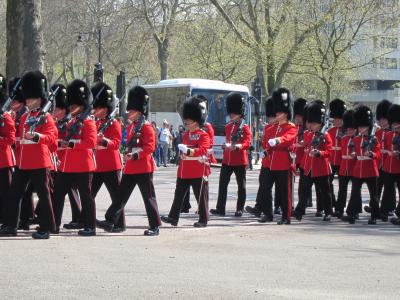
[159,120,172,167]
[151,121,160,167]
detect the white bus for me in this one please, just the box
[144,78,257,160]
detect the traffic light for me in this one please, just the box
[93,63,104,83]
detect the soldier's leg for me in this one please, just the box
[137,173,161,229]
[215,164,233,214]
[191,177,209,224]
[233,166,246,212]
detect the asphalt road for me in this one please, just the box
[1,165,399,299]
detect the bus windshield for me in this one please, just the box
[191,88,249,136]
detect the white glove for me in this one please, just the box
[178,144,188,153]
[268,138,277,147]
[225,143,231,148]
[131,147,143,155]
[259,151,265,159]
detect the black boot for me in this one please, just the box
[209,209,225,216]
[161,216,178,226]
[144,227,159,236]
[258,215,273,223]
[32,230,50,239]
[0,226,17,236]
[245,205,261,217]
[78,228,96,236]
[193,221,207,228]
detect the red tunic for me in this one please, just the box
[264,122,297,171]
[338,135,356,177]
[222,121,251,166]
[124,122,156,175]
[177,128,210,179]
[18,111,58,170]
[303,131,333,177]
[95,119,122,172]
[294,124,306,165]
[261,123,275,169]
[327,126,342,166]
[204,122,217,164]
[376,128,390,170]
[300,130,312,170]
[383,131,400,174]
[0,113,16,168]
[58,117,97,173]
[351,135,380,178]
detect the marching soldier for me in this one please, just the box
[0,75,15,224]
[98,86,161,236]
[50,84,82,229]
[53,79,97,236]
[246,96,276,218]
[327,99,347,209]
[0,71,57,239]
[259,88,297,224]
[162,95,210,227]
[342,106,380,225]
[294,101,333,221]
[210,92,251,217]
[90,82,125,232]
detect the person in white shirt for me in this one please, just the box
[159,120,171,167]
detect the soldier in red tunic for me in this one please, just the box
[98,86,161,236]
[162,96,211,227]
[53,80,97,236]
[0,71,58,239]
[342,106,381,225]
[327,99,347,209]
[0,75,15,224]
[210,92,251,217]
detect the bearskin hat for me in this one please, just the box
[127,86,149,116]
[182,95,205,124]
[195,94,208,126]
[375,99,392,120]
[272,87,292,120]
[265,96,274,118]
[307,101,326,124]
[8,77,24,103]
[50,84,67,110]
[92,82,114,112]
[66,79,91,109]
[0,74,7,104]
[354,105,373,128]
[226,92,245,115]
[293,98,307,117]
[342,110,355,129]
[21,70,48,102]
[329,98,346,118]
[388,104,400,126]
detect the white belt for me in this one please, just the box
[96,146,107,150]
[357,156,371,161]
[20,139,37,145]
[342,155,353,160]
[382,150,389,154]
[182,156,207,163]
[206,149,213,154]
[332,147,341,150]
[69,139,81,144]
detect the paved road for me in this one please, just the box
[1,166,399,299]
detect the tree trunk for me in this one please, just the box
[157,39,169,80]
[6,0,45,79]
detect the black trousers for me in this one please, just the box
[298,167,312,208]
[92,170,125,228]
[169,177,209,224]
[381,172,400,215]
[296,174,332,215]
[377,169,385,201]
[0,167,12,221]
[329,165,339,208]
[216,164,246,213]
[347,177,379,219]
[105,173,161,229]
[4,168,55,231]
[54,172,95,229]
[255,167,274,217]
[180,187,191,211]
[19,182,35,223]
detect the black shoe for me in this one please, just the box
[0,226,17,236]
[323,214,331,221]
[234,211,243,217]
[245,206,261,217]
[96,220,114,232]
[341,215,355,224]
[364,205,371,213]
[209,209,225,216]
[293,211,303,221]
[277,219,290,225]
[315,211,323,217]
[78,228,96,236]
[368,218,377,225]
[32,230,50,239]
[258,215,273,223]
[112,227,126,233]
[390,217,400,225]
[274,207,281,215]
[63,222,83,230]
[193,222,207,228]
[333,211,343,218]
[355,214,360,220]
[388,211,394,217]
[18,222,30,231]
[161,216,178,226]
[144,227,159,236]
[381,214,388,222]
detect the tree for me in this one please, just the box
[6,0,45,78]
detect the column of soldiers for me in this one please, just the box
[0,71,399,240]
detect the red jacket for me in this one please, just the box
[376,128,390,169]
[222,121,252,166]
[124,121,155,175]
[352,135,380,178]
[261,123,275,169]
[383,131,400,174]
[59,117,97,173]
[264,122,297,171]
[327,126,343,166]
[303,131,333,177]
[177,128,210,179]
[204,122,217,164]
[12,106,29,165]
[18,111,58,170]
[294,125,306,165]
[0,113,16,168]
[95,119,122,172]
[300,130,312,170]
[338,135,356,177]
